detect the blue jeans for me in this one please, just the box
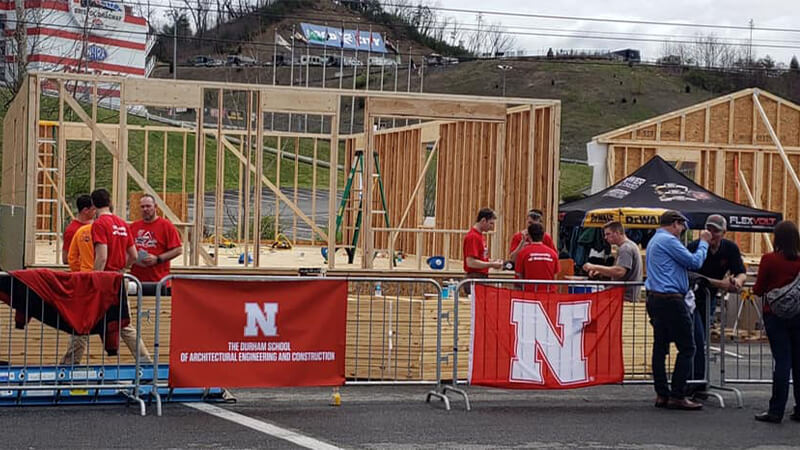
[694,288,717,331]
[646,293,696,399]
[691,308,707,390]
[763,312,800,418]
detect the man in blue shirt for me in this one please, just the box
[645,210,711,411]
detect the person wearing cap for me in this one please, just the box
[645,209,712,410]
[685,214,746,399]
[508,209,556,263]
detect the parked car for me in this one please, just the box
[226,55,257,66]
[424,53,459,66]
[299,55,327,66]
[368,56,398,67]
[188,55,223,67]
[340,56,363,67]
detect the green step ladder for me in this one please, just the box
[334,150,391,264]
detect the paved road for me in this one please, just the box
[188,188,343,241]
[1,384,797,448]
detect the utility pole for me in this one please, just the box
[497,64,512,96]
[173,14,178,80]
[748,19,754,65]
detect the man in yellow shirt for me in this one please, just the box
[67,224,94,272]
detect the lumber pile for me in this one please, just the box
[345,295,470,381]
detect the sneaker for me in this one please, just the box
[654,395,668,408]
[789,410,800,422]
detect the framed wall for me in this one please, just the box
[1,72,561,271]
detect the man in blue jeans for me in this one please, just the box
[645,210,711,410]
[686,214,746,399]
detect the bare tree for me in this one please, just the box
[182,0,213,38]
[4,4,84,100]
[485,22,515,56]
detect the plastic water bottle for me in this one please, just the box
[374,282,383,297]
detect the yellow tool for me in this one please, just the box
[271,233,293,250]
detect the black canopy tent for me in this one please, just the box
[559,156,782,232]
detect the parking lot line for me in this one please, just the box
[183,402,341,449]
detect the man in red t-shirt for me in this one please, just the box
[515,223,559,292]
[62,195,95,264]
[508,209,556,263]
[90,189,137,272]
[130,194,183,286]
[463,208,504,292]
[65,188,151,364]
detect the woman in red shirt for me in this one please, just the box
[752,220,800,423]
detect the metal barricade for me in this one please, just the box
[0,272,147,415]
[718,283,772,385]
[153,274,444,416]
[426,278,736,411]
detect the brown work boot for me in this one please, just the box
[667,397,703,410]
[654,395,668,408]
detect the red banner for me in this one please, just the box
[169,279,347,388]
[469,285,624,389]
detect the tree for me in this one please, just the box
[4,3,88,100]
[758,55,775,69]
[485,22,516,56]
[791,55,799,71]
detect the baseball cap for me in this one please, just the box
[705,214,727,231]
[660,210,688,226]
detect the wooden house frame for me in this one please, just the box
[589,88,800,255]
[1,73,561,271]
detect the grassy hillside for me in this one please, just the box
[4,95,340,209]
[420,60,719,161]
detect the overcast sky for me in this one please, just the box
[438,0,800,64]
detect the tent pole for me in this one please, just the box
[737,169,774,252]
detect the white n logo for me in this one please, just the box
[244,303,278,337]
[510,300,591,385]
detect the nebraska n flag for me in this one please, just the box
[469,285,624,389]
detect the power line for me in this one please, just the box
[376,1,800,34]
[7,3,800,60]
[72,0,800,40]
[122,1,800,53]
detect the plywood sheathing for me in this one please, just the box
[780,103,800,147]
[0,77,29,207]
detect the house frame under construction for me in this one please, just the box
[1,72,561,271]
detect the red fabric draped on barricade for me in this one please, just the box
[0,270,127,355]
[168,279,347,388]
[469,285,624,389]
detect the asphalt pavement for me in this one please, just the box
[188,188,340,241]
[1,384,798,449]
